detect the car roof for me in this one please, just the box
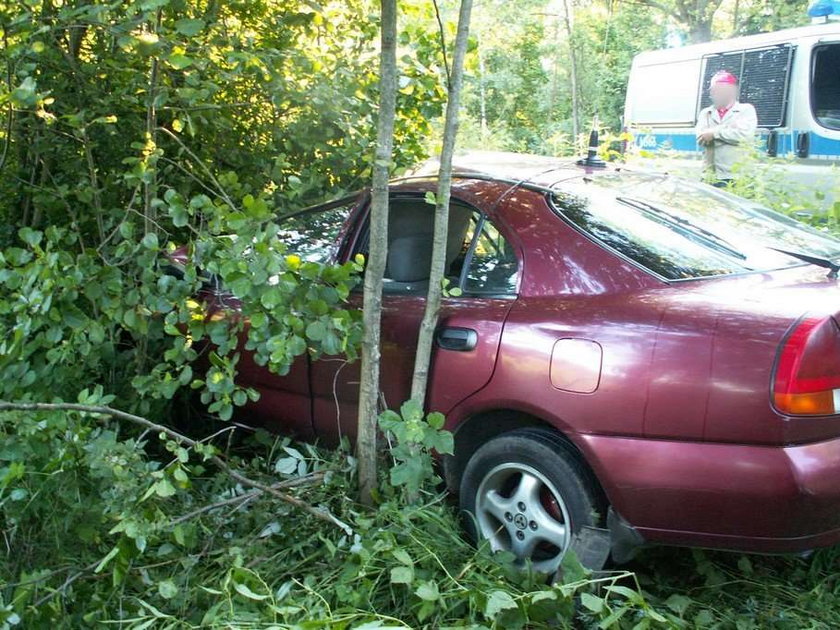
[295,151,623,217]
[403,150,598,189]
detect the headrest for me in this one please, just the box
[386,235,433,282]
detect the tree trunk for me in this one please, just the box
[356,0,398,506]
[638,0,720,48]
[687,19,713,43]
[409,0,474,409]
[548,16,561,126]
[144,9,162,234]
[561,0,580,142]
[478,34,487,140]
[732,0,740,34]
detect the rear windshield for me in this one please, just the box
[549,173,840,281]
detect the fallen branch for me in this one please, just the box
[168,471,326,527]
[32,559,102,608]
[0,401,352,534]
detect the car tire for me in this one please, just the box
[459,428,603,574]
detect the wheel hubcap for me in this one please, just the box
[474,463,571,574]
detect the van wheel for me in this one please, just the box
[459,428,601,574]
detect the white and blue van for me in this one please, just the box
[623,6,840,190]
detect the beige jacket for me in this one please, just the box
[695,102,758,180]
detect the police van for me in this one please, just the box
[623,4,840,191]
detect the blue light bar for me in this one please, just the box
[808,0,840,17]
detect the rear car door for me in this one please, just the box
[234,195,363,438]
[309,192,520,444]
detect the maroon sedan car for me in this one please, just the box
[233,152,840,572]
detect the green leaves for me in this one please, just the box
[377,400,455,502]
[174,18,205,36]
[665,593,692,616]
[274,445,308,477]
[141,232,159,250]
[139,0,170,10]
[166,52,193,70]
[485,590,518,617]
[389,565,413,585]
[581,591,605,613]
[414,580,439,602]
[158,579,179,600]
[10,76,38,108]
[232,582,269,601]
[77,385,116,406]
[305,320,327,341]
[154,478,177,498]
[17,227,42,248]
[441,277,462,298]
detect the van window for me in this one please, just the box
[627,59,700,125]
[812,44,840,131]
[699,45,794,128]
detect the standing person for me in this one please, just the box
[695,71,758,187]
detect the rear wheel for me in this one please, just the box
[459,428,602,574]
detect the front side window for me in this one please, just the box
[276,197,358,263]
[812,44,840,131]
[352,196,518,296]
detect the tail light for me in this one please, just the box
[773,316,840,416]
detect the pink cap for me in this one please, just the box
[710,70,738,86]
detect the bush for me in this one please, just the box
[727,149,840,235]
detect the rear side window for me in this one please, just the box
[590,172,840,261]
[276,198,357,263]
[812,44,840,131]
[460,215,519,295]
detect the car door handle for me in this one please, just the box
[436,327,478,352]
[796,131,809,158]
[766,130,778,157]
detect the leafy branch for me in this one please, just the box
[0,401,352,534]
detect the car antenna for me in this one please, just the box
[577,115,606,169]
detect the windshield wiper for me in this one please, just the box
[769,248,840,279]
[617,196,747,261]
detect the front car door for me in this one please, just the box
[309,188,521,444]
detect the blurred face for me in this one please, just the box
[710,83,738,108]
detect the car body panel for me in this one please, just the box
[236,336,314,438]
[576,433,840,552]
[310,295,515,444]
